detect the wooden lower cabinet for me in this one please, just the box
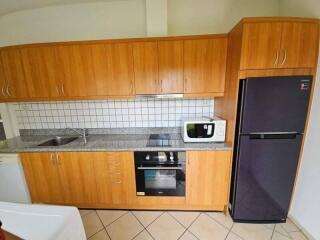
[20,150,232,211]
[186,151,232,211]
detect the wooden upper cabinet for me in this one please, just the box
[184,38,228,95]
[186,151,231,209]
[279,22,319,68]
[240,22,282,70]
[158,40,184,93]
[0,59,6,100]
[20,46,61,98]
[133,41,159,94]
[240,20,319,70]
[91,43,134,96]
[55,44,95,97]
[0,49,28,99]
[20,153,65,204]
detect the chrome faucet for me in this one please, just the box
[66,128,88,144]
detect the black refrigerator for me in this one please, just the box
[229,76,312,223]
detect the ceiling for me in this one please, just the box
[0,0,130,16]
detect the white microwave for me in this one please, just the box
[182,117,226,143]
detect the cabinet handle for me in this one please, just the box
[113,180,122,184]
[274,50,279,66]
[159,79,162,93]
[56,153,61,165]
[1,85,6,97]
[56,84,61,96]
[50,153,55,165]
[6,85,11,97]
[61,84,65,96]
[280,49,287,66]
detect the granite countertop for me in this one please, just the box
[0,131,232,153]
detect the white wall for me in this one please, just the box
[279,1,320,239]
[0,0,146,47]
[0,0,280,47]
[168,0,279,35]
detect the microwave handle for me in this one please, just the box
[137,167,183,170]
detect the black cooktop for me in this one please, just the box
[147,134,172,147]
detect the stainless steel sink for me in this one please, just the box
[37,136,79,147]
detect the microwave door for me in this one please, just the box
[187,123,215,138]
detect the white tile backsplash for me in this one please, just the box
[13,98,214,130]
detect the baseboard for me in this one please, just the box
[288,214,315,240]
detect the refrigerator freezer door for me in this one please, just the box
[241,76,312,134]
[231,135,302,222]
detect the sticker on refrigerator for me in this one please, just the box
[300,80,310,91]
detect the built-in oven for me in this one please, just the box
[134,151,186,196]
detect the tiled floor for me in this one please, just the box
[79,209,308,240]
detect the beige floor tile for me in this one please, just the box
[231,223,273,240]
[281,218,300,232]
[206,212,234,229]
[96,210,127,226]
[272,232,292,240]
[275,224,291,237]
[189,213,229,240]
[79,209,94,217]
[106,212,144,240]
[226,232,244,240]
[169,211,200,228]
[289,231,308,240]
[147,212,185,240]
[179,231,198,240]
[89,229,110,240]
[82,212,104,238]
[132,211,163,227]
[133,230,153,240]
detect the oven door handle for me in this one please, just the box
[137,167,183,170]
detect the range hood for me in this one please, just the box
[136,94,183,99]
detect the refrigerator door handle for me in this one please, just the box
[249,132,299,140]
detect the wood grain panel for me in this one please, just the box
[184,38,227,94]
[57,152,97,204]
[158,40,184,93]
[186,151,232,208]
[55,45,95,97]
[20,46,61,98]
[280,22,319,69]
[0,59,6,100]
[91,43,134,96]
[0,49,28,99]
[240,22,282,70]
[93,152,135,205]
[132,41,159,94]
[20,153,65,204]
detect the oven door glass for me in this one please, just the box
[136,167,185,196]
[145,169,177,190]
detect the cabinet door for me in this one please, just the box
[133,41,159,94]
[94,152,135,206]
[55,45,95,97]
[91,43,134,96]
[0,49,29,99]
[20,153,65,204]
[158,40,184,93]
[0,59,6,100]
[20,46,61,98]
[279,22,319,68]
[240,22,282,70]
[184,38,227,95]
[57,152,97,204]
[186,151,231,209]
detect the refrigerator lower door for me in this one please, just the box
[231,134,302,222]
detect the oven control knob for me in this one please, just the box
[146,155,150,160]
[170,153,174,161]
